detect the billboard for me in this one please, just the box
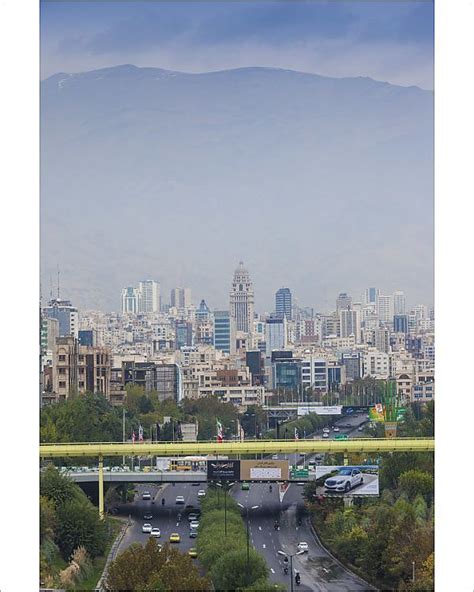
[369,404,385,422]
[298,405,342,416]
[240,460,289,481]
[314,465,379,496]
[207,459,241,481]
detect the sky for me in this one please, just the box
[41,1,434,89]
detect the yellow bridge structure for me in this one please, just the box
[40,438,434,518]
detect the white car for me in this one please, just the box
[297,542,309,553]
[358,426,364,432]
[272,454,279,460]
[175,495,185,504]
[323,427,330,433]
[189,520,200,530]
[333,427,340,432]
[142,523,152,534]
[142,491,152,500]
[197,490,206,498]
[323,432,329,438]
[150,527,161,538]
[324,468,363,493]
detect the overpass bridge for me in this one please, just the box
[40,438,434,518]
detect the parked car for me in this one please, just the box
[324,468,363,493]
[175,495,185,504]
[142,523,152,534]
[150,528,161,538]
[297,542,309,553]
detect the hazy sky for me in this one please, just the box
[41,1,434,89]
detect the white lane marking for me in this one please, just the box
[263,544,266,549]
[270,568,275,574]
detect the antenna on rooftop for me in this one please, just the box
[57,264,60,299]
[49,276,53,300]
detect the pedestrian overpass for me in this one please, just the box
[40,438,434,518]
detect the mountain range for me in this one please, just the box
[41,64,433,312]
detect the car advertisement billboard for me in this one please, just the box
[298,405,342,416]
[314,465,379,496]
[240,459,289,481]
[207,459,241,481]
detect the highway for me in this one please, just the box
[111,412,374,590]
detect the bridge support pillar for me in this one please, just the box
[343,453,349,466]
[98,453,104,520]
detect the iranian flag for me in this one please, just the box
[217,419,223,443]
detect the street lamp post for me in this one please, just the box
[412,561,416,583]
[278,549,304,592]
[238,503,259,581]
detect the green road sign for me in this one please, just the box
[334,434,349,440]
[291,469,309,478]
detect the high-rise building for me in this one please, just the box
[229,261,254,334]
[339,309,361,342]
[170,287,192,310]
[393,291,406,315]
[265,317,287,356]
[365,287,380,305]
[275,287,292,320]
[138,280,161,313]
[336,292,352,312]
[394,314,409,334]
[376,294,394,323]
[121,287,141,314]
[175,320,193,349]
[43,299,79,338]
[195,299,211,323]
[213,310,235,354]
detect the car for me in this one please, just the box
[150,527,161,538]
[323,427,330,433]
[143,513,153,520]
[189,520,200,530]
[197,489,206,498]
[297,542,309,553]
[324,468,363,493]
[188,513,200,522]
[142,491,152,500]
[272,454,279,460]
[189,529,198,538]
[169,533,181,543]
[358,426,364,432]
[333,427,340,432]
[175,495,185,504]
[142,523,152,534]
[323,432,329,438]
[188,547,198,558]
[241,482,250,491]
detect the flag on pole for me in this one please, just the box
[217,419,223,443]
[294,427,299,441]
[138,425,143,442]
[132,431,136,444]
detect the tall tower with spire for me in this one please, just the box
[229,261,254,334]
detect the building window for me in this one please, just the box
[58,355,66,362]
[59,381,66,388]
[58,368,66,375]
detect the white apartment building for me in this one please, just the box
[322,335,356,349]
[139,280,161,313]
[362,349,390,379]
[393,291,406,315]
[197,385,264,410]
[376,294,394,324]
[300,356,329,391]
[121,287,141,314]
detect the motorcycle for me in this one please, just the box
[283,566,288,575]
[274,521,280,531]
[295,573,301,586]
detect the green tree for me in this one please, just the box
[40,465,82,507]
[399,469,434,503]
[210,548,268,591]
[105,539,210,591]
[40,495,57,542]
[55,498,107,559]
